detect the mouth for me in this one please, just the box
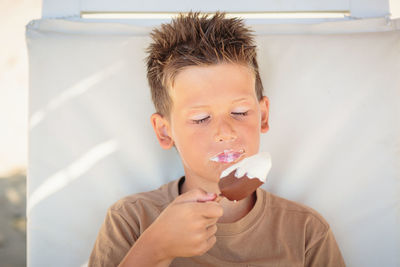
[210,149,245,163]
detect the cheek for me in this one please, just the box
[174,126,208,154]
[240,117,260,134]
[187,129,212,153]
[241,119,261,149]
[176,128,212,169]
[179,126,206,142]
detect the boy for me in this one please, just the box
[89,12,345,266]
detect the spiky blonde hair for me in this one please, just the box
[146,11,264,118]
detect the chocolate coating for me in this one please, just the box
[218,170,264,201]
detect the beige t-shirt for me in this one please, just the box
[89,177,345,266]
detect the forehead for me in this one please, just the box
[169,63,256,107]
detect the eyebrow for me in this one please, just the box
[187,97,251,110]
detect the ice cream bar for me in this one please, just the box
[218,152,271,201]
[219,170,264,201]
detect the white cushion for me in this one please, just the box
[26,17,400,267]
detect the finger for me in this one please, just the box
[176,188,216,203]
[197,193,217,203]
[205,224,218,239]
[206,234,217,249]
[214,195,223,203]
[204,217,219,228]
[197,201,223,218]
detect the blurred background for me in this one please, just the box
[1,0,41,266]
[0,0,399,266]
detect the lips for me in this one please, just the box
[210,149,245,163]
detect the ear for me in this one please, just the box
[150,113,174,149]
[259,96,270,133]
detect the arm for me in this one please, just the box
[88,208,139,267]
[89,208,171,267]
[118,226,173,267]
[89,188,223,267]
[119,188,223,266]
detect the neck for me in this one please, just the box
[179,176,257,223]
[217,191,257,223]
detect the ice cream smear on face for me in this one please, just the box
[210,149,245,163]
[218,152,272,201]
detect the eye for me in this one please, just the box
[231,111,249,116]
[193,116,210,124]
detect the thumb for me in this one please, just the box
[176,188,217,203]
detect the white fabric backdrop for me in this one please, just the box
[26,17,400,267]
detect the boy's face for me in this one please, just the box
[151,63,269,187]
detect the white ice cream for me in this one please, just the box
[220,151,272,183]
[209,149,245,163]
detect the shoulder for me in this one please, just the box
[109,180,177,215]
[89,178,182,267]
[260,190,345,264]
[107,179,179,227]
[265,190,330,234]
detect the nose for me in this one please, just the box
[214,118,237,142]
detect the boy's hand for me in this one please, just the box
[147,188,223,261]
